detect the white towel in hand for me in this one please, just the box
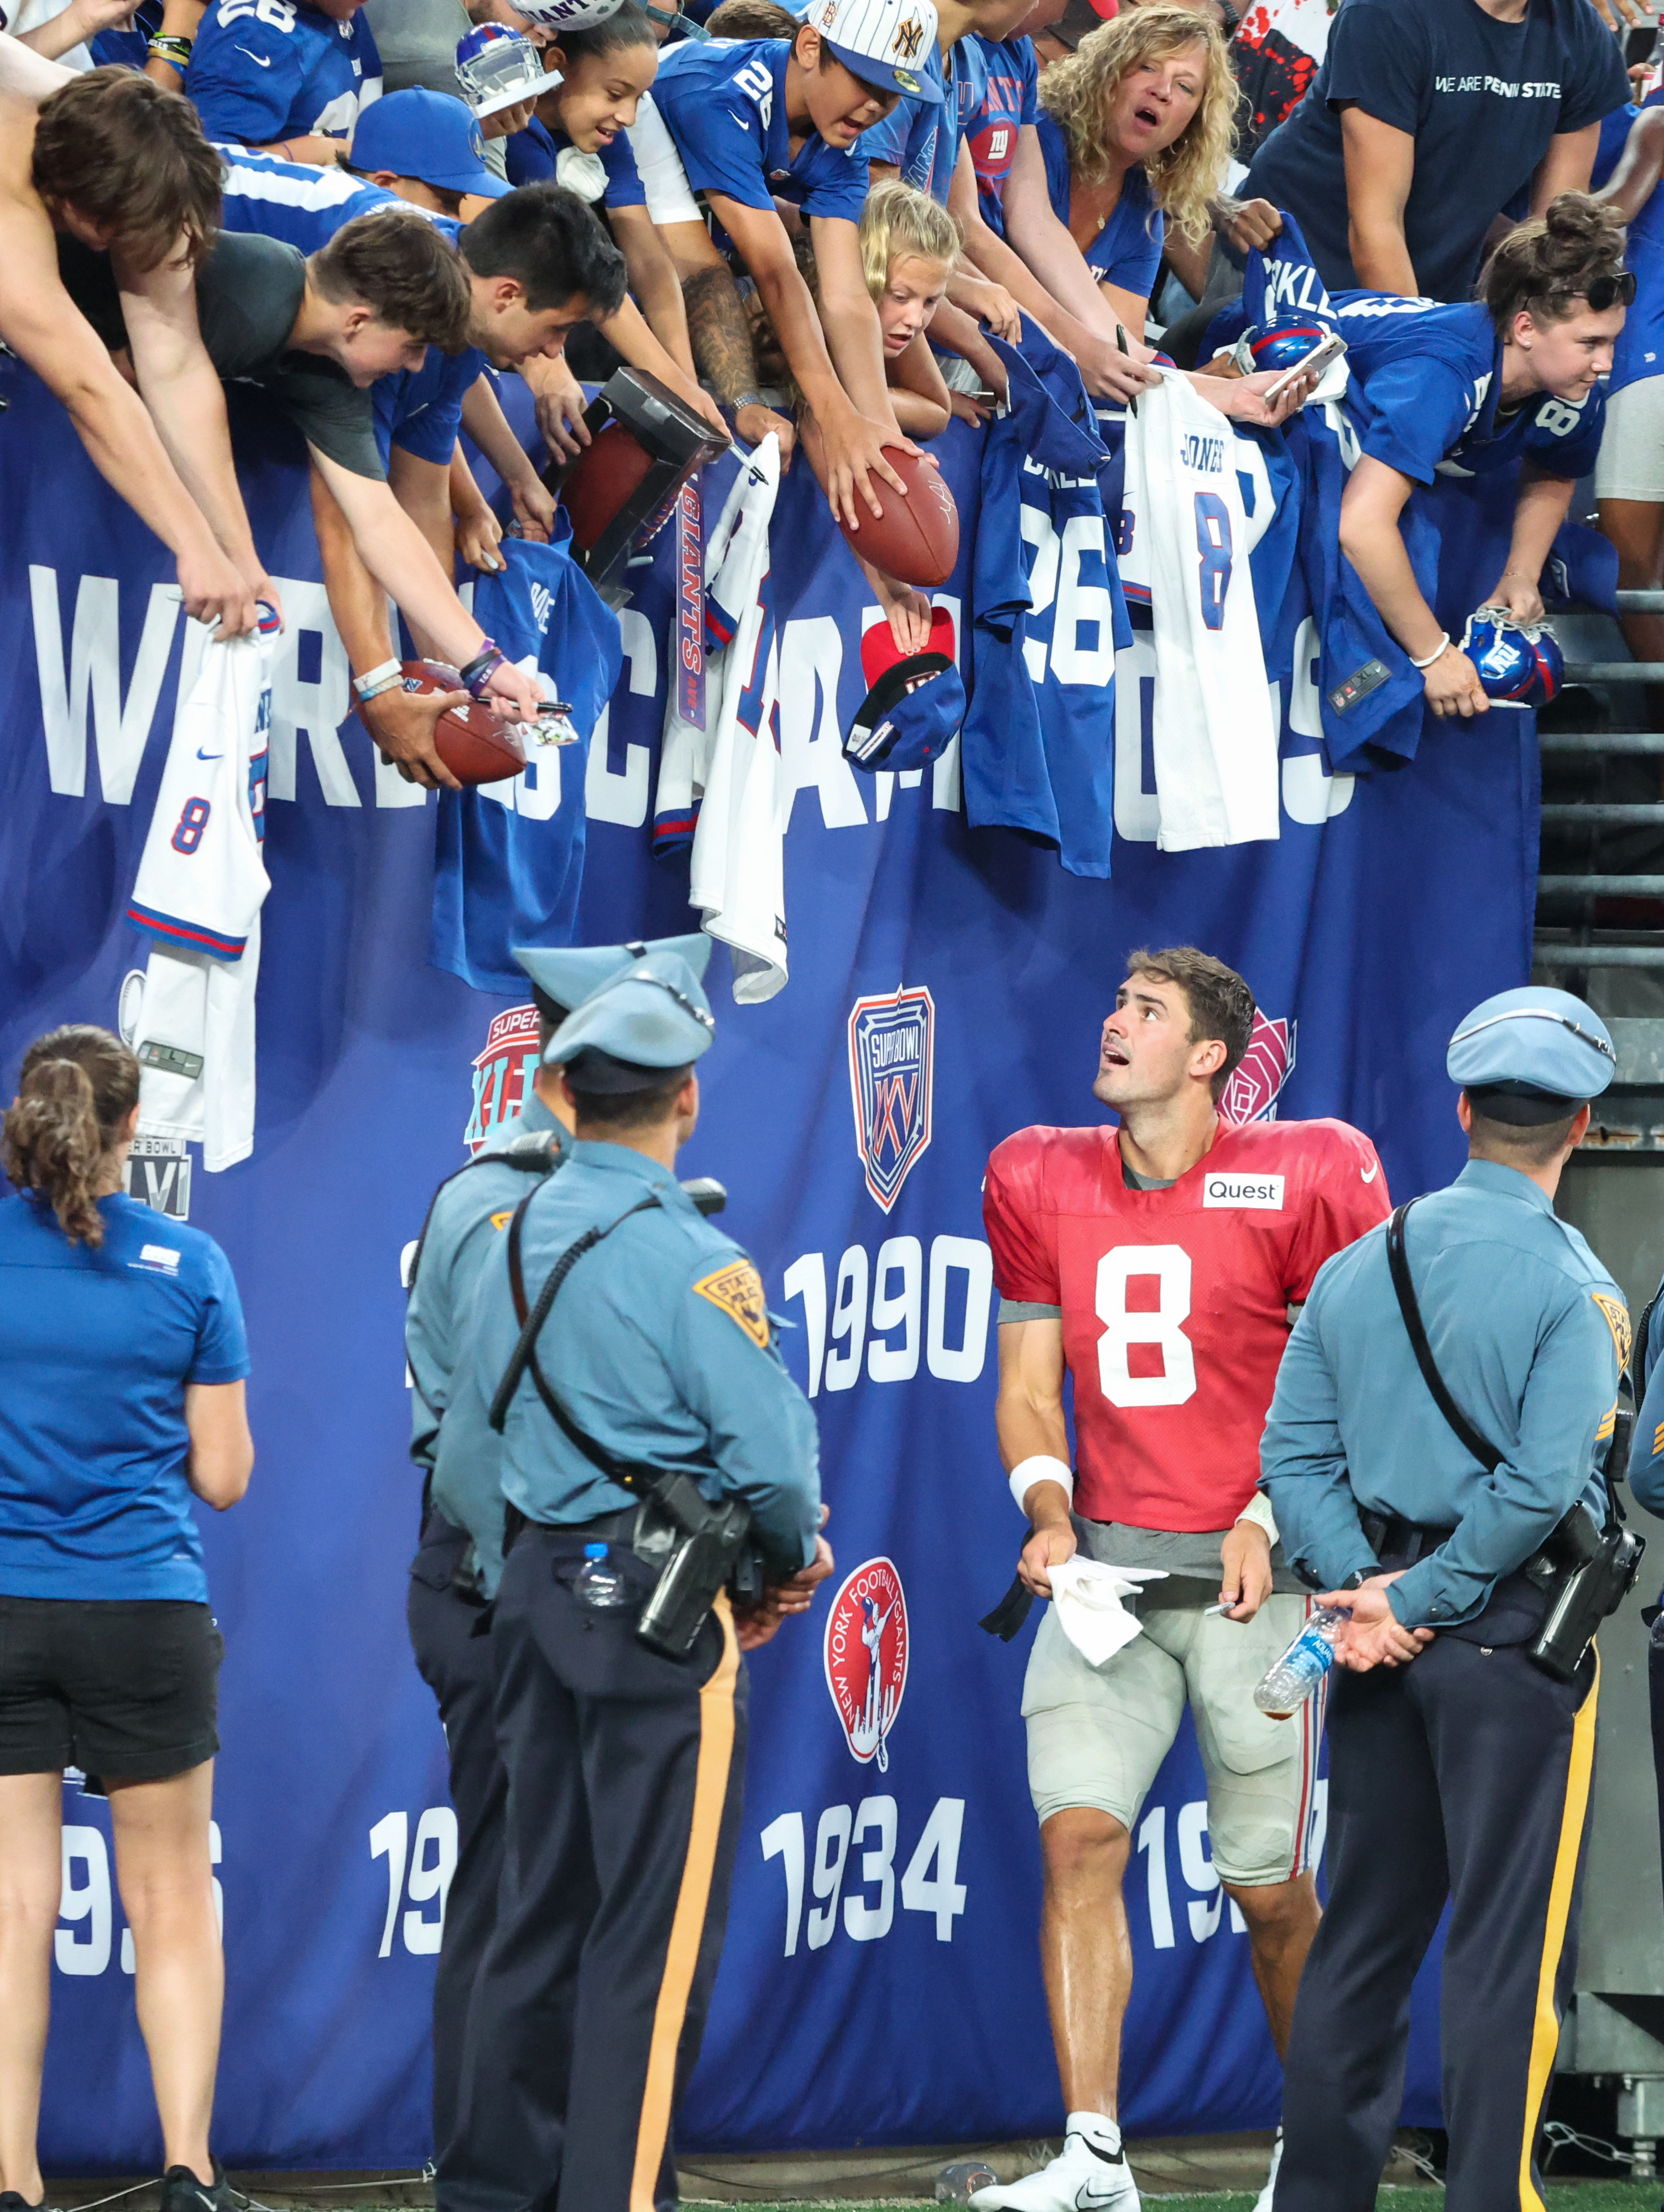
[1047,1561,1170,1667]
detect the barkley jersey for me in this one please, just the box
[983,1117,1391,1529]
[187,0,382,148]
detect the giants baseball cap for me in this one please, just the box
[801,0,943,99]
[351,89,512,196]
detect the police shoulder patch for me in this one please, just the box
[1592,1290,1632,1371]
[693,1259,770,1349]
[491,1209,514,1231]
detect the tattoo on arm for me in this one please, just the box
[684,263,764,405]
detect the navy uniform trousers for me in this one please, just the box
[445,1520,748,2212]
[1275,1635,1598,2212]
[407,1510,509,2170]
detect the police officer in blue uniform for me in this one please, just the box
[1261,985,1630,2212]
[446,944,828,2212]
[404,932,713,2197]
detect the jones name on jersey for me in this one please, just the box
[983,1115,1390,1530]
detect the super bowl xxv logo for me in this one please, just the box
[824,1558,909,1773]
[848,986,934,1213]
[1219,1011,1296,1124]
[465,1004,541,1155]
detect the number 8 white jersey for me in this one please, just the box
[1118,370,1280,852]
[983,1116,1390,1530]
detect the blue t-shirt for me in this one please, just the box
[651,38,869,221]
[373,341,486,466]
[0,1192,249,1602]
[1608,119,1664,395]
[187,0,384,148]
[215,144,402,252]
[1245,0,1628,304]
[860,38,985,207]
[968,33,1036,233]
[1035,112,1164,295]
[504,113,646,204]
[1333,291,1607,482]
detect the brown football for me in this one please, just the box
[839,447,961,588]
[399,661,527,787]
[559,420,655,551]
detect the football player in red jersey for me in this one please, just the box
[972,947,1390,2212]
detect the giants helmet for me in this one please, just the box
[1460,608,1565,707]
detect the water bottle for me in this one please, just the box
[574,1542,630,1613]
[1253,1606,1346,1717]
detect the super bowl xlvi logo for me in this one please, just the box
[848,986,933,1213]
[1218,1010,1296,1123]
[465,1004,541,1154]
[823,1558,909,1772]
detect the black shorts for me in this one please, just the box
[0,1596,222,1786]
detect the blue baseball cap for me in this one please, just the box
[544,948,717,1088]
[514,933,713,1022]
[1447,986,1616,1120]
[352,88,512,196]
[843,651,964,772]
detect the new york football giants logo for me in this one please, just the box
[824,1558,909,1772]
[1219,1011,1296,1123]
[848,986,934,1212]
[465,1004,541,1154]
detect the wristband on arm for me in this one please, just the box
[1235,1490,1278,1545]
[1008,1453,1073,1516]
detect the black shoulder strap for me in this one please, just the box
[488,1188,665,1495]
[1385,1198,1504,1474]
[406,1129,564,1291]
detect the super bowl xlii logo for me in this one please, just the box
[823,1558,910,1773]
[848,985,935,1213]
[465,1004,541,1155]
[1219,1011,1296,1124]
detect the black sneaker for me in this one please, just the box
[159,2162,239,2212]
[0,2193,47,2212]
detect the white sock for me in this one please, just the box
[1066,2111,1123,2158]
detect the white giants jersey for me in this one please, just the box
[1118,371,1279,852]
[126,613,276,1172]
[655,436,787,1001]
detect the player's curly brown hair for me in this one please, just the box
[1038,6,1235,248]
[1124,947,1255,1101]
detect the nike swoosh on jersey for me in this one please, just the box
[237,46,273,65]
[1361,1162,1379,1182]
[196,748,224,760]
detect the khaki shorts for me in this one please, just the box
[1021,1590,1324,1886]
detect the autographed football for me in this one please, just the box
[559,420,655,551]
[840,447,960,588]
[399,661,526,787]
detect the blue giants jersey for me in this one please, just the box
[372,344,486,468]
[1035,113,1164,295]
[968,34,1036,233]
[216,145,401,252]
[651,38,869,221]
[187,0,383,147]
[860,37,987,206]
[963,318,1128,879]
[1609,116,1664,395]
[430,535,624,991]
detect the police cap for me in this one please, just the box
[1447,985,1615,1124]
[544,946,716,1093]
[513,934,712,1025]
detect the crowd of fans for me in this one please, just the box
[0,0,1658,782]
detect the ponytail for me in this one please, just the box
[1482,190,1628,330]
[2,1025,141,1248]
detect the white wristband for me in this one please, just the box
[1409,635,1449,671]
[1009,1454,1073,1517]
[353,658,402,700]
[1236,1490,1279,1545]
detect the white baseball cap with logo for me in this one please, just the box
[801,0,942,100]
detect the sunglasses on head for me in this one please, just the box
[1583,269,1637,311]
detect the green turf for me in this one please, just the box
[701,2190,1657,2210]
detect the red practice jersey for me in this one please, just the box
[983,1118,1390,1530]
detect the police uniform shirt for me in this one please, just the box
[1261,1158,1628,1629]
[467,1138,821,1571]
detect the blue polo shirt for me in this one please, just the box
[1333,291,1607,483]
[187,0,384,148]
[1035,112,1164,295]
[215,145,402,252]
[504,114,647,205]
[968,33,1036,232]
[651,37,870,220]
[0,1192,249,1603]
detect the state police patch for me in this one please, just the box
[848,986,934,1213]
[693,1260,770,1348]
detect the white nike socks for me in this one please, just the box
[1066,2112,1123,2159]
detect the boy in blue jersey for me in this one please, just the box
[186,0,382,165]
[651,0,935,529]
[1332,196,1627,722]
